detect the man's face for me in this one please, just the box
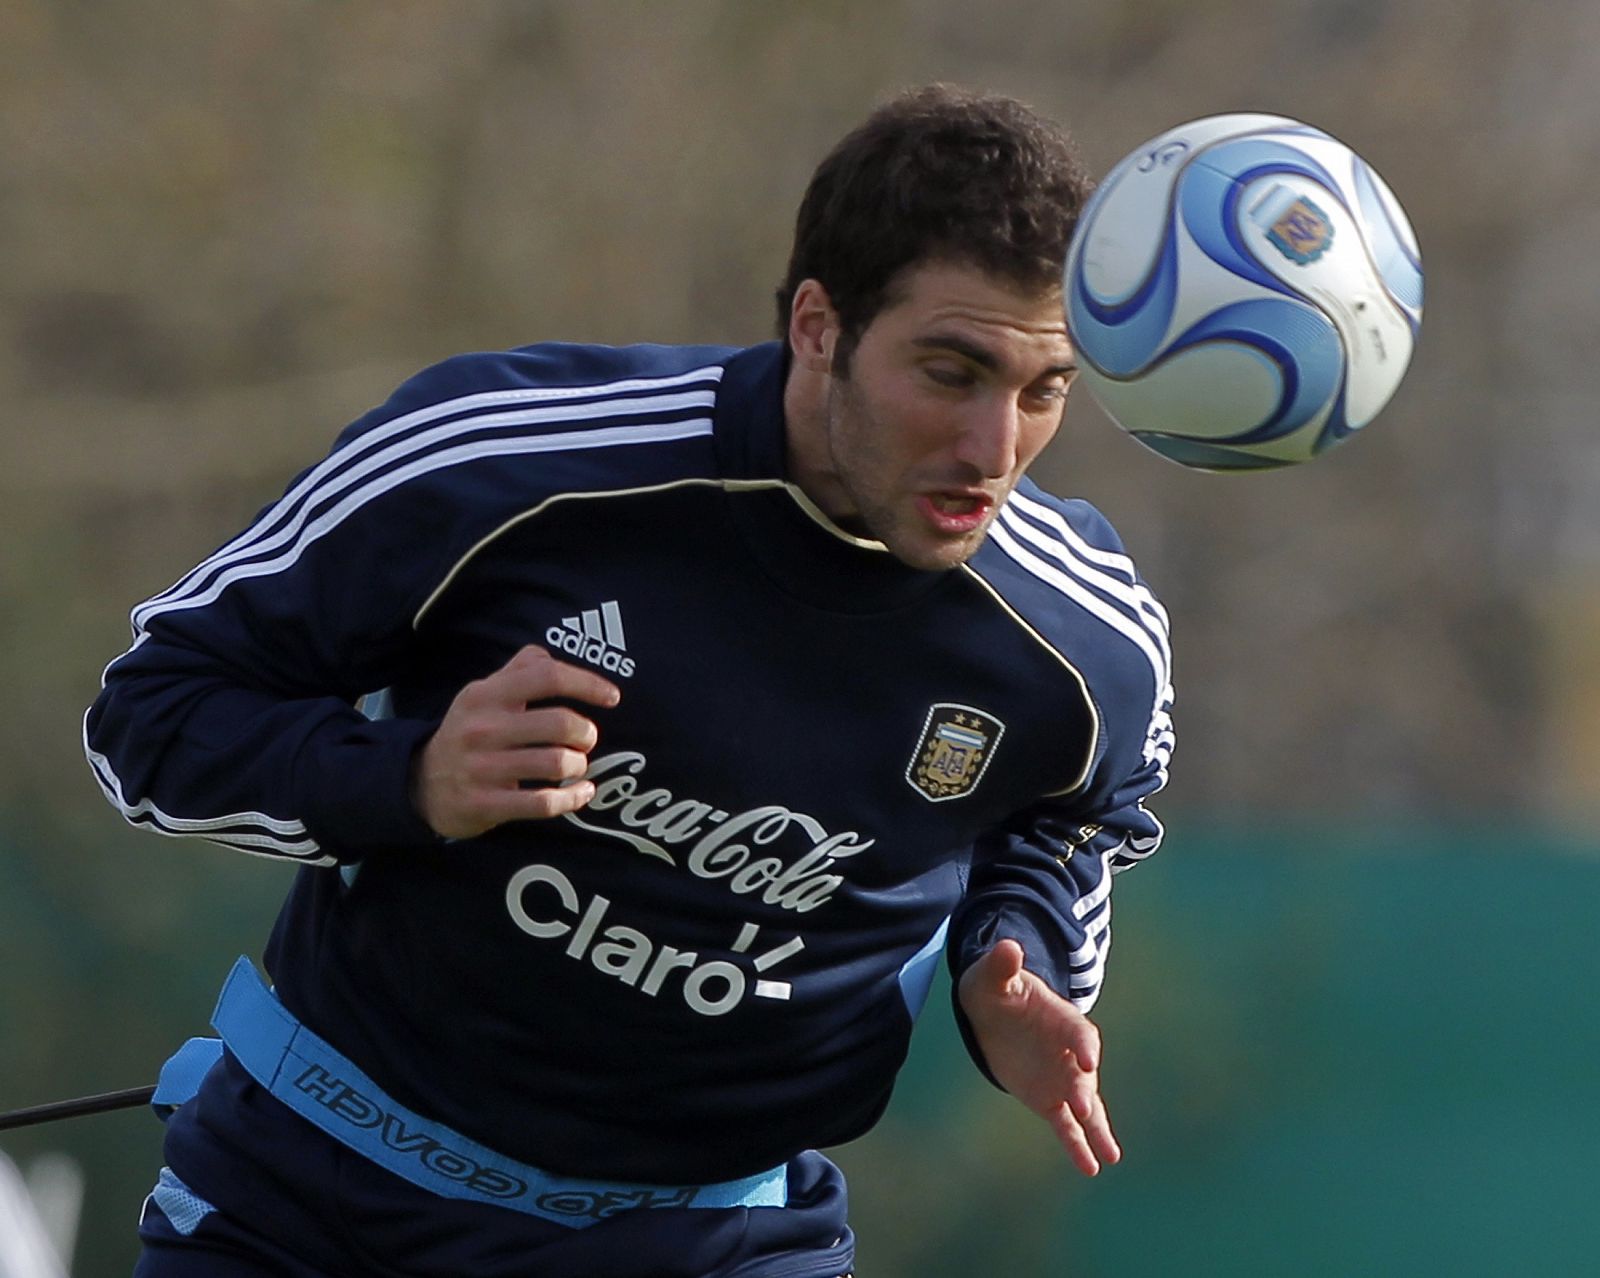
[793,261,1077,572]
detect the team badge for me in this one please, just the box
[1263,194,1334,264]
[906,704,1004,803]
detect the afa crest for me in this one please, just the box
[906,704,1004,803]
[1263,194,1334,265]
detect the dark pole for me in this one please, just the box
[0,1085,155,1133]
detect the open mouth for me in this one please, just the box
[918,492,993,533]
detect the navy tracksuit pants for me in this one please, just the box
[134,1051,855,1278]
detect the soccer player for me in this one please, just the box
[86,83,1174,1277]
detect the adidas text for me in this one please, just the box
[546,626,635,677]
[546,601,635,677]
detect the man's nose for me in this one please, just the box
[953,395,1022,480]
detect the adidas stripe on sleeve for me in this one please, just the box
[84,350,728,864]
[948,484,1173,1026]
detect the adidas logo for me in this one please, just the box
[546,600,636,678]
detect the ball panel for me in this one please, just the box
[1072,159,1182,303]
[1068,112,1304,304]
[1162,298,1344,443]
[1081,339,1283,443]
[1350,159,1423,317]
[1066,219,1182,376]
[1193,134,1344,196]
[1321,281,1414,430]
[1309,385,1359,456]
[1231,170,1414,431]
[1177,158,1302,299]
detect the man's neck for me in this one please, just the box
[781,356,851,521]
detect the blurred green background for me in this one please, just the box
[7,828,1597,1275]
[4,2,1598,1274]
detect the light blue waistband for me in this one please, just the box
[168,956,787,1228]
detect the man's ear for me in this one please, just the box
[788,278,840,374]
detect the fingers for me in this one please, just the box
[956,938,1123,1178]
[470,776,599,824]
[1063,1011,1101,1076]
[1080,1084,1121,1168]
[473,744,592,787]
[1050,1073,1121,1177]
[1049,1062,1126,1177]
[1064,1050,1098,1122]
[1060,1019,1114,1169]
[1050,1104,1101,1177]
[489,644,622,711]
[413,647,620,839]
[456,704,602,756]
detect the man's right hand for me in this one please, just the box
[412,645,621,839]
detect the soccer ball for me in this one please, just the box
[1063,113,1423,470]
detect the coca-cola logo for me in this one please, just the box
[561,750,874,914]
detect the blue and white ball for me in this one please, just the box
[1064,113,1423,470]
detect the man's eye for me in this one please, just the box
[925,365,974,389]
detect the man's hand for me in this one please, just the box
[412,645,621,839]
[957,938,1121,1176]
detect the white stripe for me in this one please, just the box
[1069,931,1109,983]
[133,392,716,629]
[89,774,329,862]
[91,363,715,868]
[133,374,721,630]
[136,388,716,629]
[561,809,676,864]
[85,737,307,837]
[1070,924,1111,998]
[84,721,331,864]
[122,418,713,639]
[1071,852,1115,920]
[996,502,1171,675]
[1007,490,1171,635]
[137,364,724,615]
[1111,817,1164,872]
[1050,851,1112,1008]
[1145,694,1176,776]
[1067,944,1108,1008]
[201,840,335,867]
[1070,917,1110,973]
[987,521,1168,708]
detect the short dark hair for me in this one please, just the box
[776,84,1092,362]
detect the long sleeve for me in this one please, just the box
[946,677,1173,1081]
[83,344,732,865]
[83,396,475,865]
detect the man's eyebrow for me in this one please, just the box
[911,333,1077,376]
[912,334,998,369]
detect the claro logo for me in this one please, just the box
[505,863,804,1017]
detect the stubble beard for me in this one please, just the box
[824,378,991,573]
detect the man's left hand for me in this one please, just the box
[956,938,1121,1176]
